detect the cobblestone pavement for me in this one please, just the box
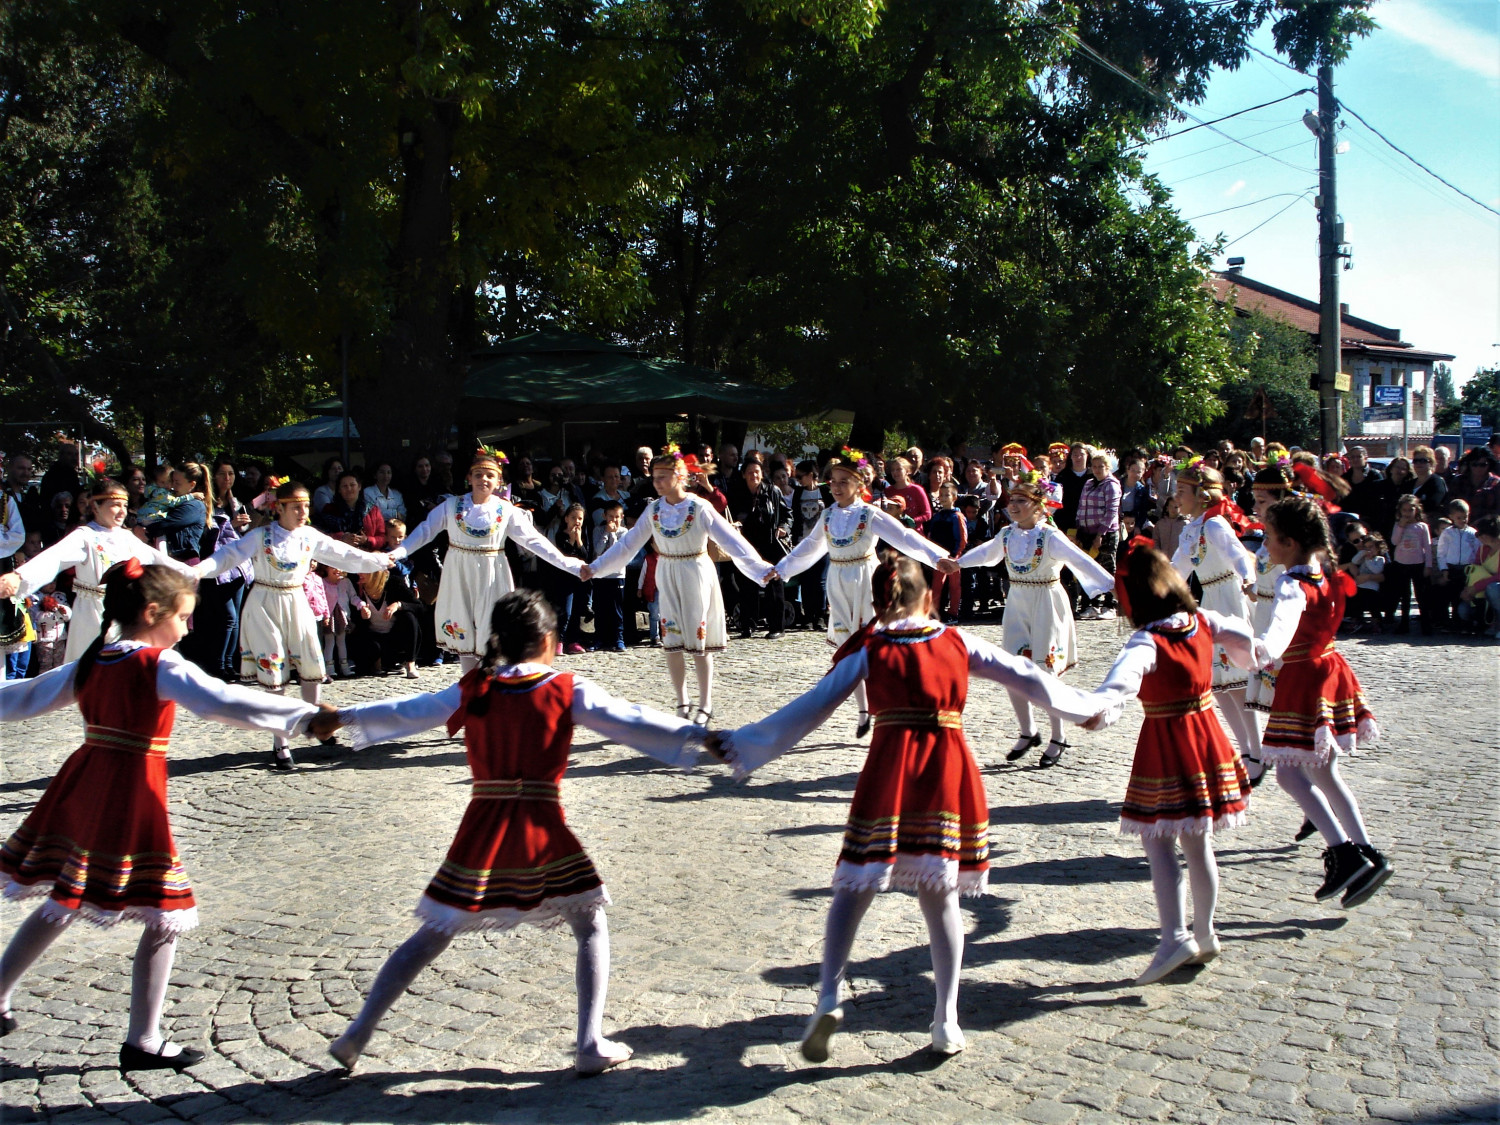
[2,617,1496,1124]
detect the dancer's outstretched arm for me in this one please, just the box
[1201,610,1257,668]
[699,504,776,584]
[334,673,705,769]
[572,677,706,770]
[868,508,948,568]
[959,631,1100,723]
[387,500,448,559]
[0,649,318,737]
[195,529,260,580]
[1253,574,1308,666]
[956,531,1006,570]
[1048,532,1114,598]
[309,528,393,572]
[718,653,866,779]
[775,514,829,582]
[507,507,588,578]
[1069,630,1158,729]
[585,516,653,579]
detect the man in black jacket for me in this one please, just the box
[730,459,791,638]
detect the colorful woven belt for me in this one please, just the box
[83,724,169,756]
[1141,692,1215,718]
[1007,575,1058,587]
[658,549,707,560]
[448,543,502,555]
[471,778,561,802]
[1283,641,1336,661]
[1199,571,1236,587]
[871,708,963,730]
[74,582,105,599]
[830,553,876,566]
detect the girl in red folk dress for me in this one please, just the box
[1075,541,1255,984]
[0,562,335,1072]
[323,589,707,1076]
[714,555,1098,1061]
[1255,495,1392,909]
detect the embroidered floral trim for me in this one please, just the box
[1002,525,1048,575]
[651,498,697,539]
[825,506,870,549]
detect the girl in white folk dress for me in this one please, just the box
[775,449,957,736]
[387,448,587,673]
[584,449,776,725]
[956,472,1112,767]
[0,478,197,663]
[1241,460,1295,787]
[1168,460,1259,775]
[195,481,392,770]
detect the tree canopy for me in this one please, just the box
[1,0,1375,469]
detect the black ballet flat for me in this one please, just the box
[1039,739,1068,768]
[693,708,713,727]
[855,711,872,738]
[119,1041,206,1073]
[1244,757,1267,790]
[1,1011,16,1037]
[1294,818,1317,843]
[318,735,340,748]
[1006,733,1043,762]
[271,750,297,773]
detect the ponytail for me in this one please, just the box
[74,561,199,690]
[468,589,557,718]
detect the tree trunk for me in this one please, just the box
[359,102,467,471]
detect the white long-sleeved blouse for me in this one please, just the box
[956,523,1113,597]
[588,495,769,583]
[775,503,947,581]
[335,663,706,771]
[0,641,317,736]
[14,524,196,597]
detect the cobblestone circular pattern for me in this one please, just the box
[2,620,1496,1123]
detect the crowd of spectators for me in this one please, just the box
[2,428,1497,681]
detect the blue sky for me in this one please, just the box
[1139,0,1499,389]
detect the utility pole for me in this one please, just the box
[1316,64,1343,456]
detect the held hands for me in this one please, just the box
[761,565,779,586]
[307,703,343,741]
[0,573,20,600]
[578,564,593,582]
[702,731,729,762]
[935,557,961,574]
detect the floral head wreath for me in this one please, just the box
[1174,453,1205,476]
[839,445,871,469]
[1000,442,1028,457]
[473,444,508,467]
[1048,442,1071,456]
[1010,470,1060,508]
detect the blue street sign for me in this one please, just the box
[1460,413,1483,429]
[1462,427,1493,447]
[1362,404,1404,423]
[1372,385,1406,405]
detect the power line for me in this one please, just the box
[1338,100,1500,218]
[1162,140,1315,187]
[1149,119,1304,169]
[1064,30,1315,176]
[1249,43,1498,219]
[1127,89,1314,149]
[1186,191,1315,222]
[1224,193,1312,247]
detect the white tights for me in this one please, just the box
[819,885,964,1030]
[1213,687,1256,759]
[1140,832,1219,949]
[663,651,714,714]
[0,909,183,1054]
[1275,760,1369,847]
[332,908,614,1063]
[270,680,321,751]
[1010,691,1064,745]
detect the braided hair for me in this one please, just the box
[74,562,199,691]
[1265,494,1333,555]
[466,590,558,718]
[871,550,928,620]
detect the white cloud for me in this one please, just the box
[1377,0,1500,83]
[1225,179,1247,197]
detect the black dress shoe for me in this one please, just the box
[119,1041,206,1073]
[1294,818,1317,843]
[1039,739,1068,768]
[855,711,872,738]
[1,1011,17,1036]
[1006,733,1043,762]
[765,630,785,640]
[271,750,297,772]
